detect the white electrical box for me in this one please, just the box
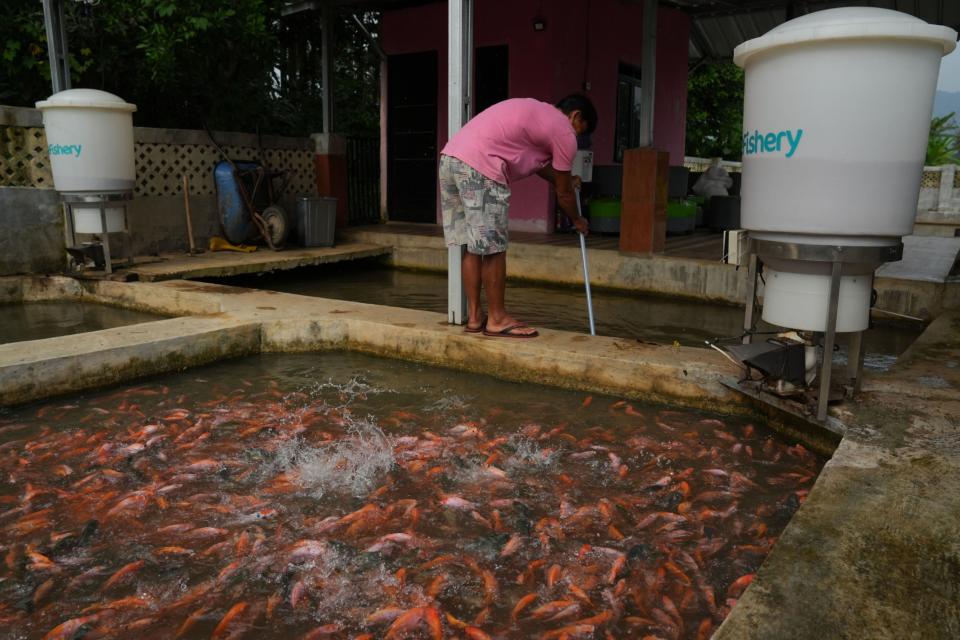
[572,150,594,183]
[723,229,748,266]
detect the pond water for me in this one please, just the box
[0,352,823,639]
[210,261,922,372]
[0,302,164,346]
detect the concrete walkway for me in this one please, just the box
[124,242,390,281]
[716,310,960,639]
[0,276,749,419]
[876,234,960,283]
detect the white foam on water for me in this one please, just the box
[424,394,471,413]
[272,414,395,499]
[302,375,398,408]
[503,435,561,475]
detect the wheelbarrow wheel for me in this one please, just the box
[261,205,290,249]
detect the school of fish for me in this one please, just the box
[0,359,821,639]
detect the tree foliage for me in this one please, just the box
[925,112,960,165]
[685,62,745,160]
[0,0,381,136]
[333,12,381,135]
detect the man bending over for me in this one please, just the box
[439,94,597,338]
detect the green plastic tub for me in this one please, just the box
[667,199,697,234]
[589,197,621,233]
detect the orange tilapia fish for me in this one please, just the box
[0,361,822,638]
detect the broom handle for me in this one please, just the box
[575,188,596,336]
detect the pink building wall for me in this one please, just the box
[381,0,690,233]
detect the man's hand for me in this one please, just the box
[573,215,589,235]
[572,175,582,191]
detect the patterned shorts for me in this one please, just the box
[439,154,511,256]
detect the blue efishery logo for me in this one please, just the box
[742,128,803,158]
[48,144,82,158]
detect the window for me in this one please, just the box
[614,62,643,163]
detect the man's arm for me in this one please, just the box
[536,167,588,234]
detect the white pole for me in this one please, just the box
[639,0,657,147]
[321,3,333,135]
[576,188,596,336]
[447,0,472,324]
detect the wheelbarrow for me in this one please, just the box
[208,129,291,250]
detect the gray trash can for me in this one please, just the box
[295,196,337,247]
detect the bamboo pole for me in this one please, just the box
[182,174,197,254]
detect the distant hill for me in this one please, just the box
[934,91,960,122]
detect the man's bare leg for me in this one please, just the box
[462,251,484,330]
[482,251,536,336]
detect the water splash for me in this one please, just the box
[424,394,471,413]
[272,414,395,498]
[503,434,561,475]
[304,375,397,408]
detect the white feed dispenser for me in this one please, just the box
[734,7,956,332]
[36,89,138,272]
[36,89,137,194]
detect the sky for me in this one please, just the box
[938,47,960,92]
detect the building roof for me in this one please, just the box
[298,0,960,63]
[665,0,960,62]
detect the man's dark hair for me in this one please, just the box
[555,94,598,134]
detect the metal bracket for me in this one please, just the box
[752,238,902,266]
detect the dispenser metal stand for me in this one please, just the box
[742,238,901,422]
[63,192,133,275]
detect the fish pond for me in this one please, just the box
[0,352,824,639]
[0,303,164,346]
[208,260,920,372]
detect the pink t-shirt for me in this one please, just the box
[442,98,577,185]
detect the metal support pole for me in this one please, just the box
[320,3,333,135]
[42,0,71,93]
[639,0,657,147]
[446,0,472,324]
[742,252,759,344]
[817,261,843,421]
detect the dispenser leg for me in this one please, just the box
[817,261,842,421]
[742,253,759,345]
[121,205,131,267]
[847,330,865,395]
[99,204,112,275]
[65,202,76,250]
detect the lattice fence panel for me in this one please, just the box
[134,143,316,197]
[921,170,941,188]
[0,126,54,188]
